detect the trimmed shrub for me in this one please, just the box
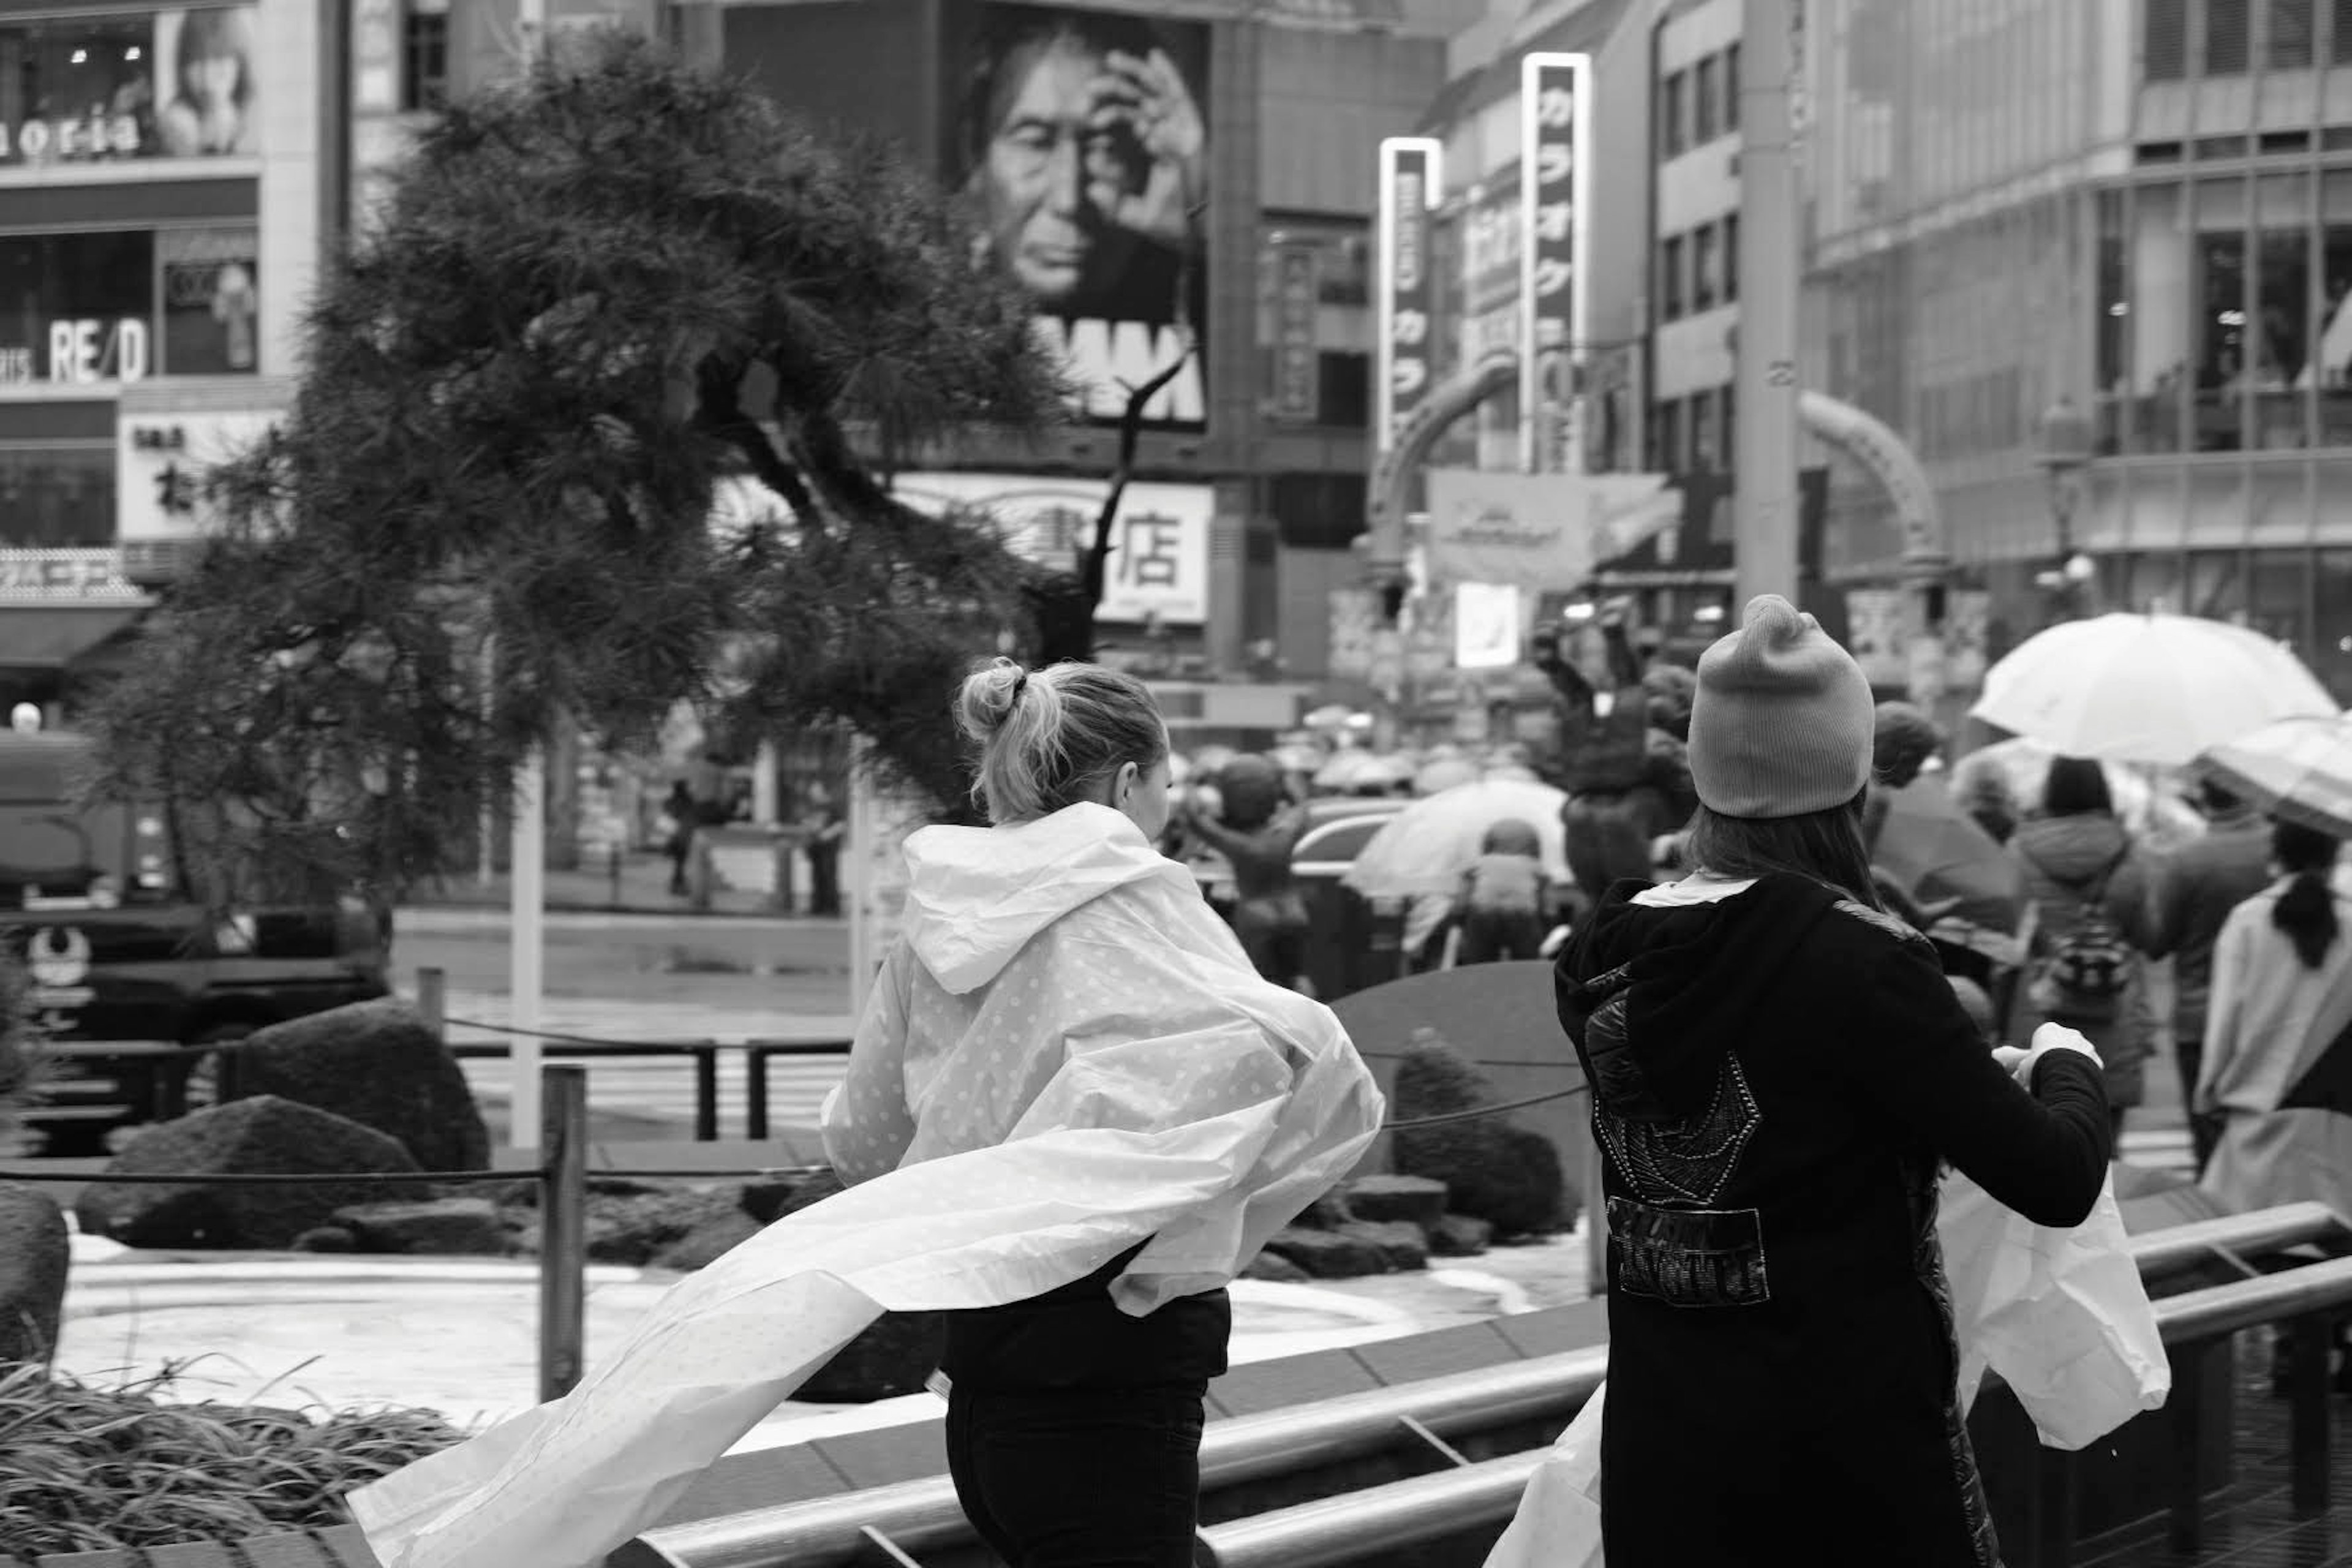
[1391,1028,1572,1239]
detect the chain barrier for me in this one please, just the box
[436,1013,1584,1132]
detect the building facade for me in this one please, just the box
[1806,0,2352,702]
[0,0,328,717]
[703,0,1451,703]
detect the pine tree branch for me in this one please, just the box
[693,355,818,522]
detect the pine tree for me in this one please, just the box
[83,33,1081,908]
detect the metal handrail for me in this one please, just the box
[1196,1255,2352,1568]
[1197,1452,1548,1568]
[2127,1200,2348,1280]
[616,1204,2352,1568]
[612,1348,1609,1568]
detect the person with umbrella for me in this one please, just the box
[2008,757,2161,1139]
[2143,780,2274,1175]
[2198,815,2352,1390]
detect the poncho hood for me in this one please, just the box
[902,802,1190,993]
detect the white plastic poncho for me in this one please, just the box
[349,803,1385,1568]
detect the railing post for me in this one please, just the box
[2166,1340,2211,1555]
[746,1045,770,1144]
[2289,1310,2334,1513]
[417,966,447,1042]
[540,1064,589,1402]
[694,1044,719,1144]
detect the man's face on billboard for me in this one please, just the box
[981,40,1141,306]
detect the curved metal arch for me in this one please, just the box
[1363,358,1947,585]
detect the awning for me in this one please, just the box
[0,605,149,671]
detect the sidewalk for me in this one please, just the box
[407,848,835,920]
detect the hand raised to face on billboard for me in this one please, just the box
[1087,48,1204,254]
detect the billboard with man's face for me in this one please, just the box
[957,4,1210,431]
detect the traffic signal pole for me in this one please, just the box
[1733,0,1801,609]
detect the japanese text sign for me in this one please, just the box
[1519,53,1591,473]
[892,472,1214,625]
[1376,137,1442,451]
[1270,244,1320,423]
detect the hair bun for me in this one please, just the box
[956,657,1033,743]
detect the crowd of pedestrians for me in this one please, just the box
[356,600,2352,1568]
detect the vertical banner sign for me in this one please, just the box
[1376,137,1443,451]
[1270,244,1321,423]
[1520,53,1593,474]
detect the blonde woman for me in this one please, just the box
[824,657,1382,1568]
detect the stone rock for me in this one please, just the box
[1341,1219,1428,1272]
[652,1210,764,1272]
[334,1197,511,1256]
[584,1187,744,1267]
[1295,1188,1354,1229]
[1391,1030,1570,1238]
[0,1182,67,1365]
[1343,1174,1448,1231]
[75,1097,428,1250]
[1240,1250,1311,1284]
[769,1168,845,1221]
[227,999,489,1174]
[1263,1226,1388,1278]
[739,1177,804,1225]
[495,1173,660,1210]
[801,1311,944,1403]
[1429,1214,1493,1257]
[290,1226,357,1253]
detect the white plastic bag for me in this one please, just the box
[1483,1382,1605,1568]
[1940,1168,2171,1450]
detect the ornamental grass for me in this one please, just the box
[0,1358,463,1554]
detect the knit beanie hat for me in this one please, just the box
[1687,595,1874,819]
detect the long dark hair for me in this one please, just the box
[2041,756,2114,818]
[2271,820,2343,970]
[1683,790,1883,908]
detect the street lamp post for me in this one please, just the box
[2035,398,2100,621]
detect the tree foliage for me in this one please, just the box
[84,34,1074,902]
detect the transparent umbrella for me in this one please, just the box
[1343,778,1572,900]
[1970,612,2336,767]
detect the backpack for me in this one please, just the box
[2041,847,2134,1005]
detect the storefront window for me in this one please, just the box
[0,224,255,385]
[0,7,260,167]
[2252,173,2312,449]
[0,447,112,548]
[2272,0,2316,68]
[2185,548,2250,620]
[2314,546,2352,701]
[2097,188,2128,453]
[2206,0,2252,74]
[2128,182,2188,453]
[0,230,153,385]
[2125,549,2185,616]
[2195,210,2247,452]
[2315,173,2352,445]
[2250,546,2313,653]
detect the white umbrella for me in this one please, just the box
[1970,612,2337,768]
[2191,714,2352,838]
[1343,778,1571,900]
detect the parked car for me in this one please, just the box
[0,730,390,1153]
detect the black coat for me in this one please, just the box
[1558,873,2111,1567]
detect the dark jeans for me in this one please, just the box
[944,1382,1207,1568]
[2175,1030,2223,1175]
[1457,907,1547,965]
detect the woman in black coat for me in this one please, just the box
[1555,597,2113,1568]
